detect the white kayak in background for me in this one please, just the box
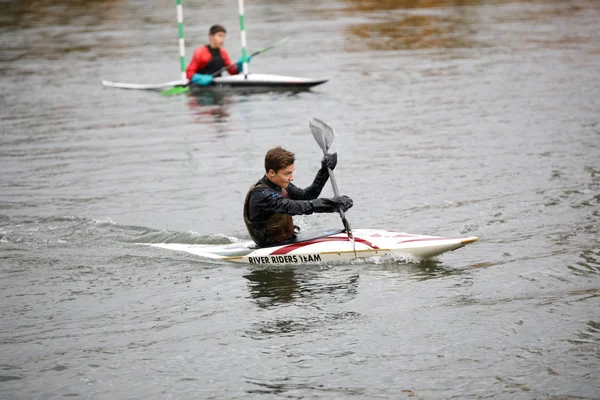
[102,74,328,93]
[195,73,328,92]
[149,228,478,265]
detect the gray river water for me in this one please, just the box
[1,0,599,399]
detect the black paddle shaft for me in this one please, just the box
[328,167,353,237]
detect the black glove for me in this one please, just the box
[332,195,353,212]
[311,195,353,213]
[321,152,338,171]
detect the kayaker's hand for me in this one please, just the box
[332,195,353,212]
[236,55,252,72]
[321,152,338,171]
[311,195,353,213]
[191,73,213,86]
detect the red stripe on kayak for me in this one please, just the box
[396,237,453,244]
[369,233,420,238]
[270,236,379,255]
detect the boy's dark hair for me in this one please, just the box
[265,147,295,173]
[209,24,226,36]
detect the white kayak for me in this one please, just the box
[149,228,478,265]
[102,74,327,92]
[197,73,328,92]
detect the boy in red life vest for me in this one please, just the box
[244,147,353,247]
[186,24,250,86]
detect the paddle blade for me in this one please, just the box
[309,117,336,154]
[160,86,189,96]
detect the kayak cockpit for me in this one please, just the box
[247,228,345,249]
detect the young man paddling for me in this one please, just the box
[186,24,250,86]
[244,147,353,247]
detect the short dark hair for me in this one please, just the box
[265,147,295,173]
[209,24,226,36]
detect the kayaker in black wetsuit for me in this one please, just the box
[244,146,353,247]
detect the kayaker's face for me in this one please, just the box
[268,164,294,189]
[209,32,226,49]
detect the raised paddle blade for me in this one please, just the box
[309,117,335,154]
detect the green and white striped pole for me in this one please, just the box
[237,0,249,78]
[176,0,186,81]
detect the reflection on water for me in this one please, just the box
[243,261,476,312]
[188,91,229,107]
[244,309,362,340]
[244,267,360,308]
[569,320,600,346]
[367,258,474,282]
[343,0,487,12]
[0,0,131,64]
[342,0,600,52]
[243,267,361,339]
[185,88,314,124]
[567,250,600,277]
[243,308,362,341]
[345,14,480,51]
[186,92,232,126]
[244,268,301,308]
[245,376,366,397]
[1,0,121,29]
[342,0,485,52]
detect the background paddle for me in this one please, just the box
[309,117,357,258]
[160,36,291,96]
